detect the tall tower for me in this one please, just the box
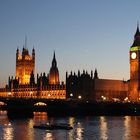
[129,25,140,101]
[49,51,59,84]
[16,42,35,84]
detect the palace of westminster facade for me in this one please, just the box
[0,47,66,99]
[1,26,140,102]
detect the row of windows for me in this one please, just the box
[13,93,66,99]
[40,93,65,96]
[14,88,37,92]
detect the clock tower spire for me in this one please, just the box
[129,24,140,101]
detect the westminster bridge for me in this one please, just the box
[0,97,140,117]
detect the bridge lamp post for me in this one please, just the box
[101,95,106,101]
[68,93,73,101]
[70,93,73,99]
[124,97,129,102]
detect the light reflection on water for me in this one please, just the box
[3,124,13,140]
[100,116,108,140]
[0,111,140,139]
[76,122,83,140]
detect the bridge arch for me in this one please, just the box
[34,102,47,106]
[0,101,7,105]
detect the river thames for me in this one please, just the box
[0,111,140,140]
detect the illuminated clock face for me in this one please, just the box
[131,52,137,59]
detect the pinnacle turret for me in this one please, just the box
[131,23,140,47]
[52,51,57,68]
[135,22,140,37]
[94,68,98,79]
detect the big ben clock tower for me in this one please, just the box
[129,25,140,101]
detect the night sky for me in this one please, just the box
[0,0,139,87]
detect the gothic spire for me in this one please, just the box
[49,51,59,84]
[52,51,57,68]
[32,46,35,52]
[135,22,140,37]
[16,47,19,54]
[94,68,99,79]
[32,46,35,55]
[53,50,56,60]
[131,23,140,47]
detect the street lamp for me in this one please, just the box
[78,95,82,99]
[70,93,73,97]
[101,95,106,101]
[124,97,129,102]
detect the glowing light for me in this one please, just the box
[70,93,73,97]
[124,116,131,139]
[8,92,11,96]
[3,125,14,140]
[45,132,53,139]
[69,117,75,126]
[112,98,120,102]
[100,116,108,139]
[101,96,106,101]
[34,102,47,106]
[78,95,82,99]
[18,56,22,60]
[30,91,33,96]
[76,122,83,139]
[124,97,129,102]
[131,52,137,59]
[0,102,7,105]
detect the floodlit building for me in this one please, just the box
[0,43,66,99]
[94,79,128,101]
[16,38,35,84]
[1,25,140,102]
[129,25,140,101]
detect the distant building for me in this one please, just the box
[66,70,128,101]
[94,78,128,101]
[66,70,94,100]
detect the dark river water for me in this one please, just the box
[0,111,140,140]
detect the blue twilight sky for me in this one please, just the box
[0,0,139,87]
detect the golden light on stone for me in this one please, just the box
[16,48,35,84]
[8,92,11,96]
[34,102,47,106]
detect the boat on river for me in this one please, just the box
[33,123,73,130]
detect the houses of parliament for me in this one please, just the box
[0,44,66,99]
[1,25,140,102]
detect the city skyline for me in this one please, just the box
[0,0,139,87]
